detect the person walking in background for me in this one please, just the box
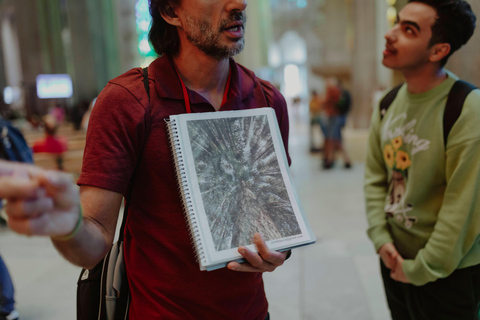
[364,1,480,319]
[309,89,326,153]
[322,78,340,169]
[332,80,352,169]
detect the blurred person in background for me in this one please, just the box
[32,114,68,171]
[49,104,65,125]
[364,1,480,319]
[0,0,291,319]
[332,80,352,169]
[309,89,326,152]
[32,115,68,154]
[322,77,340,169]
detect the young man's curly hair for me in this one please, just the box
[410,0,476,66]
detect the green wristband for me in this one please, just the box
[52,204,83,241]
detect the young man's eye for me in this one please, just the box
[405,27,414,34]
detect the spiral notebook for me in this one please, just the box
[166,108,316,271]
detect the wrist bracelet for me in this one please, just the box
[52,204,83,241]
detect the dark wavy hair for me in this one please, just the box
[410,0,476,66]
[149,0,181,56]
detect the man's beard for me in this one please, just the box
[184,12,246,61]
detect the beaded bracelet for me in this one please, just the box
[51,204,84,241]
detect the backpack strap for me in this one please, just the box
[379,84,403,120]
[443,80,477,146]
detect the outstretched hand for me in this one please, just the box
[227,233,288,273]
[0,160,80,238]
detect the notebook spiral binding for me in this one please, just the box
[165,118,206,265]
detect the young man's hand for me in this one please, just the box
[0,160,80,238]
[227,233,288,273]
[390,255,410,283]
[378,242,399,270]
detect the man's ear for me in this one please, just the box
[429,43,451,63]
[160,4,181,27]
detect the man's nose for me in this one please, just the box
[384,27,397,42]
[226,0,247,12]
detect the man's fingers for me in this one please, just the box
[238,246,264,268]
[28,210,78,236]
[7,216,32,236]
[254,233,285,266]
[8,210,78,237]
[36,171,78,209]
[0,160,42,177]
[5,197,54,219]
[227,260,276,273]
[0,176,41,199]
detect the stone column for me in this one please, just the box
[64,0,99,104]
[351,0,378,128]
[113,0,141,73]
[375,0,393,88]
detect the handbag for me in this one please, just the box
[76,67,151,320]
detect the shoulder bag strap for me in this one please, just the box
[118,67,151,243]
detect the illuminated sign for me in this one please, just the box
[36,74,73,99]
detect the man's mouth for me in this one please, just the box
[223,22,244,38]
[383,44,397,56]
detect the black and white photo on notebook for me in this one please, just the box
[167,107,316,271]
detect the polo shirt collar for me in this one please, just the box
[151,55,255,106]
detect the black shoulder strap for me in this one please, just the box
[118,66,151,242]
[443,80,477,145]
[143,67,150,103]
[379,84,403,120]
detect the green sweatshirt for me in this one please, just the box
[364,71,480,286]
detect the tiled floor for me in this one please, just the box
[0,107,390,319]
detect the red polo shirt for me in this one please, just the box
[78,55,290,319]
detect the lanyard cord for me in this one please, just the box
[173,64,231,114]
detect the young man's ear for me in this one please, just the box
[429,43,451,63]
[160,4,181,27]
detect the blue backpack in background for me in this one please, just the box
[0,118,33,163]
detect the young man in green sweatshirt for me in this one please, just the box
[364,0,480,319]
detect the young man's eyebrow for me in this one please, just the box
[401,20,421,32]
[396,15,421,32]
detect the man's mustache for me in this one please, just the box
[219,12,247,30]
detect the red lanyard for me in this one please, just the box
[173,65,231,114]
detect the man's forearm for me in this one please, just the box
[52,217,111,269]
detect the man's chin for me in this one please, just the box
[382,58,397,70]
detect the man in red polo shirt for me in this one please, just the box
[0,0,291,318]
